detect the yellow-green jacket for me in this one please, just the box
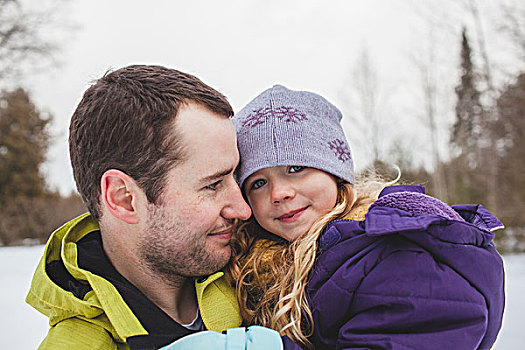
[26,213,242,350]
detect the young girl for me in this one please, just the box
[228,85,505,349]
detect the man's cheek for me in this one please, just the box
[184,205,215,227]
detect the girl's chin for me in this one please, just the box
[278,226,310,242]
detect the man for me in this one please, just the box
[26,65,253,349]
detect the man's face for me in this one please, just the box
[138,103,251,280]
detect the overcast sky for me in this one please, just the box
[21,0,522,195]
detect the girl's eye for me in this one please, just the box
[251,179,267,190]
[289,166,304,173]
[205,180,222,190]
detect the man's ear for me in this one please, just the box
[100,169,141,224]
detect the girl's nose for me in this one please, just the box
[271,181,295,204]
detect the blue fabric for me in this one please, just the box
[159,326,283,350]
[226,327,245,350]
[285,185,505,350]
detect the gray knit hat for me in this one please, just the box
[233,84,354,187]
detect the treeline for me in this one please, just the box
[2,39,525,250]
[1,0,524,253]
[0,89,86,246]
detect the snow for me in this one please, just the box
[0,246,49,349]
[492,254,525,349]
[1,245,523,349]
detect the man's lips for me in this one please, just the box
[276,206,308,223]
[208,226,233,240]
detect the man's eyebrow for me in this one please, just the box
[199,168,234,184]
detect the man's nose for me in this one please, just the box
[222,182,252,220]
[271,180,295,204]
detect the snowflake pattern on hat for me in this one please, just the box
[328,138,352,163]
[242,106,307,127]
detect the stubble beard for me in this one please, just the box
[139,204,231,286]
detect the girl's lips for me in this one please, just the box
[277,206,308,223]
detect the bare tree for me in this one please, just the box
[407,0,495,93]
[411,27,449,201]
[353,49,382,162]
[0,0,70,83]
[339,48,394,167]
[465,0,495,94]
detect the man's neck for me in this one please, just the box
[101,233,198,325]
[131,267,198,325]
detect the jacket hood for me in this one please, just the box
[321,185,503,252]
[25,213,146,343]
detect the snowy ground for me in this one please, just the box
[1,245,523,349]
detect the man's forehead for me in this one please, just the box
[177,108,234,141]
[175,102,231,131]
[172,104,238,173]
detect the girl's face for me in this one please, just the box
[243,166,338,242]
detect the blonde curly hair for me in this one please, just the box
[227,175,390,349]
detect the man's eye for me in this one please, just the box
[251,179,266,190]
[289,166,304,173]
[205,180,222,190]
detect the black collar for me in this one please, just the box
[76,231,196,350]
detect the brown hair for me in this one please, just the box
[69,65,233,219]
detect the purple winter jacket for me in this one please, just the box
[283,185,505,350]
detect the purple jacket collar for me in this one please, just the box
[320,184,502,252]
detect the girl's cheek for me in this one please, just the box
[253,201,271,221]
[252,202,264,217]
[248,192,262,207]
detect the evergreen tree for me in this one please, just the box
[451,27,484,160]
[495,72,525,226]
[0,88,50,201]
[445,27,488,205]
